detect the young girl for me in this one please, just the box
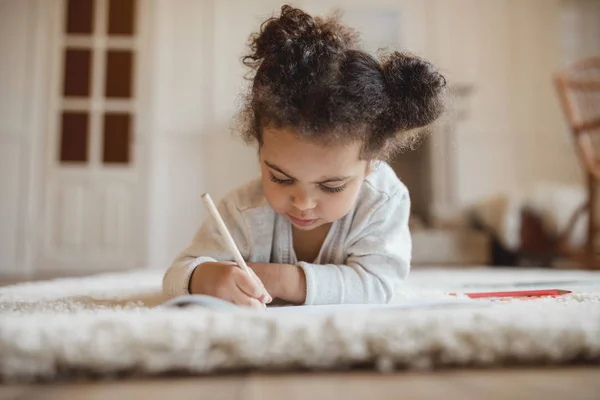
[163,5,446,308]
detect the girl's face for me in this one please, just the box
[259,127,371,231]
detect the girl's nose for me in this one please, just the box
[291,188,316,211]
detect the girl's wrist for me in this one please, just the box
[247,262,307,304]
[279,264,306,304]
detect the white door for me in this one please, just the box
[41,0,149,272]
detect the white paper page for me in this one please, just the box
[161,295,484,313]
[265,298,482,315]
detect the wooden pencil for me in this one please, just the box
[201,193,252,276]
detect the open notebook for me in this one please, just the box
[160,294,482,315]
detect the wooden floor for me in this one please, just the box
[1,367,599,400]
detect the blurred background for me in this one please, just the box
[1,0,599,279]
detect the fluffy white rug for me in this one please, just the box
[1,267,600,382]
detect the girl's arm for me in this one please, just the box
[162,196,252,299]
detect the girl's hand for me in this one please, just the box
[189,261,272,309]
[247,262,307,304]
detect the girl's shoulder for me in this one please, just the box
[219,176,270,214]
[347,162,410,234]
[362,162,409,203]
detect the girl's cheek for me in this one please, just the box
[265,183,288,212]
[333,186,361,217]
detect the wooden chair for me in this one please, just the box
[554,57,600,269]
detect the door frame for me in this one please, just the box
[3,0,55,276]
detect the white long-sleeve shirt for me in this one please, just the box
[162,162,412,305]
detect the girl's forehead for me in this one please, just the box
[262,128,361,159]
[260,127,366,176]
[263,126,359,150]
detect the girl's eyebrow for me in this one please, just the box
[264,160,351,184]
[319,176,351,184]
[264,161,296,180]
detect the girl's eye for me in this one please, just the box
[270,174,293,185]
[270,173,346,193]
[320,184,347,194]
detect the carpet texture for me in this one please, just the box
[1,267,599,381]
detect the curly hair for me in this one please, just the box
[238,5,447,160]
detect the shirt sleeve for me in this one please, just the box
[162,196,251,299]
[298,189,411,305]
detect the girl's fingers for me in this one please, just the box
[230,289,265,309]
[234,269,270,302]
[247,267,273,303]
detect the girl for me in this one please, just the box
[163,5,446,308]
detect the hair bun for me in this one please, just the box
[243,5,357,85]
[380,52,447,132]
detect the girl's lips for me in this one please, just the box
[286,213,317,227]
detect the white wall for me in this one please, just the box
[427,0,586,205]
[561,0,600,63]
